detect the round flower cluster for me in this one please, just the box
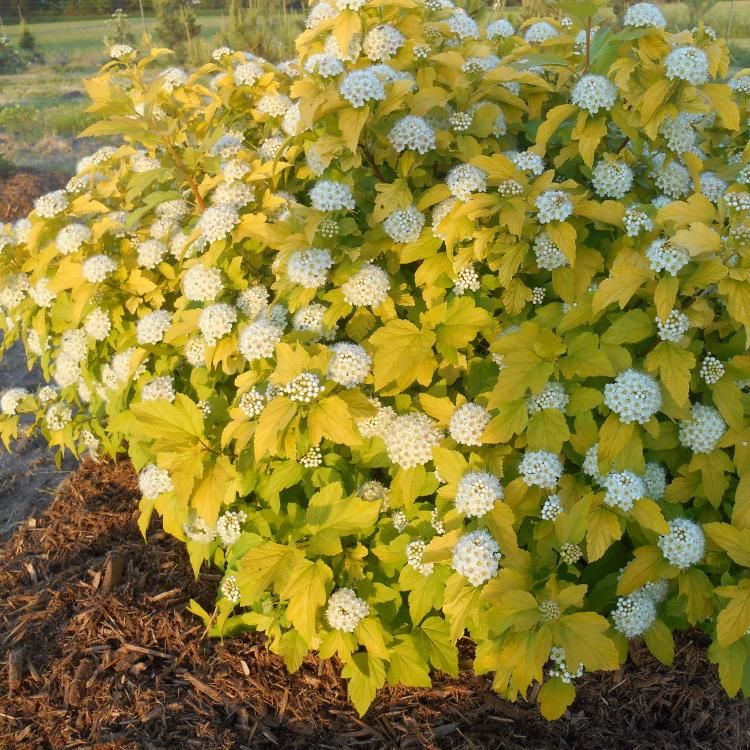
[531,287,545,305]
[560,543,583,565]
[570,74,618,114]
[603,369,661,424]
[513,150,545,176]
[658,518,705,569]
[84,308,111,341]
[363,24,405,61]
[236,286,270,319]
[538,600,561,622]
[448,403,490,445]
[486,19,514,39]
[183,265,224,302]
[700,172,728,203]
[220,576,241,604]
[309,180,356,212]
[527,382,569,414]
[183,514,215,544]
[56,223,92,255]
[451,529,501,586]
[449,112,473,133]
[519,450,563,489]
[646,239,690,276]
[535,190,573,223]
[453,265,481,295]
[305,52,345,78]
[454,471,504,518]
[287,248,333,288]
[549,647,584,684]
[142,376,175,403]
[326,588,369,632]
[612,592,657,638]
[540,494,563,521]
[284,372,324,403]
[678,403,726,453]
[327,342,371,387]
[239,389,265,418]
[533,234,569,270]
[136,310,172,345]
[524,21,559,44]
[656,309,690,342]
[447,9,479,39]
[724,192,750,212]
[623,208,653,237]
[388,115,436,154]
[0,387,28,416]
[197,204,240,242]
[602,471,646,512]
[592,159,633,199]
[383,205,425,243]
[651,154,692,199]
[446,164,487,201]
[29,279,56,309]
[624,2,666,28]
[292,304,325,334]
[660,114,696,153]
[199,303,237,344]
[138,464,174,500]
[34,190,69,218]
[45,402,72,431]
[299,446,323,468]
[216,510,248,546]
[406,540,434,576]
[137,239,167,269]
[357,400,396,439]
[699,355,725,384]
[665,46,710,86]
[392,510,408,532]
[382,412,442,469]
[339,69,386,108]
[341,263,390,307]
[643,462,667,500]
[239,320,283,361]
[234,60,264,86]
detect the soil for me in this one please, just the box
[0,170,67,222]
[0,459,748,750]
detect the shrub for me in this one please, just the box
[1,0,750,719]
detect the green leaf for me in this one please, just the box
[386,636,432,687]
[645,342,694,406]
[708,638,747,698]
[236,542,298,602]
[280,558,332,645]
[644,619,674,666]
[341,653,386,716]
[601,309,654,345]
[443,572,483,641]
[275,630,308,673]
[417,616,459,676]
[408,568,449,624]
[254,396,297,460]
[538,677,576,720]
[679,567,715,624]
[527,409,570,452]
[559,333,614,378]
[704,523,750,566]
[355,617,391,659]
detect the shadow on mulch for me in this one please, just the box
[0,460,748,750]
[0,171,67,222]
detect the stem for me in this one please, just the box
[165,142,206,211]
[616,136,630,154]
[360,144,386,183]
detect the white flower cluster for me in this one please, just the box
[56,223,92,255]
[199,303,237,344]
[292,303,325,334]
[646,239,690,276]
[612,591,657,638]
[84,308,111,341]
[284,372,324,403]
[45,403,72,431]
[665,46,710,86]
[341,263,390,307]
[307,1,337,28]
[239,320,283,361]
[486,19,515,39]
[449,112,473,132]
[446,164,487,201]
[448,403,490,445]
[651,154,691,199]
[527,382,569,414]
[212,181,254,208]
[0,387,28,416]
[0,273,29,311]
[724,192,750,212]
[583,446,600,483]
[326,588,369,632]
[643,462,667,500]
[540,494,563,521]
[239,389,265,418]
[34,190,69,218]
[327,342,371,387]
[221,576,241,604]
[383,413,442,469]
[392,510,408,532]
[363,24,405,61]
[384,205,425,243]
[538,600,561,622]
[110,44,134,59]
[453,264,480,295]
[700,172,727,203]
[304,52,345,78]
[406,540,434,576]
[339,69,386,108]
[519,450,563,489]
[287,248,333,288]
[216,510,248,545]
[592,159,633,199]
[602,470,646,512]
[604,369,661,424]
[357,399,396,438]
[624,2,666,28]
[136,239,167,269]
[388,115,436,154]
[531,287,545,305]
[656,309,690,342]
[513,150,545,176]
[728,75,750,95]
[183,265,223,302]
[447,10,479,39]
[658,518,705,569]
[660,114,696,153]
[183,514,216,543]
[678,403,726,453]
[197,204,240,242]
[524,21,559,44]
[236,285,269,319]
[309,180,355,211]
[138,463,174,499]
[570,74,617,114]
[560,542,583,565]
[142,376,175,402]
[535,190,572,223]
[699,355,725,384]
[359,480,389,509]
[234,60,264,86]
[451,529,500,586]
[136,310,171,345]
[533,234,569,270]
[455,471,504,518]
[29,279,55,308]
[299,446,323,468]
[549,646,584,684]
[185,337,207,367]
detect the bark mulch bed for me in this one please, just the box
[0,460,748,750]
[0,171,67,223]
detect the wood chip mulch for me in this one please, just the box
[0,459,748,749]
[0,172,68,222]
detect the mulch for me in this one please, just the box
[0,171,67,223]
[0,459,748,750]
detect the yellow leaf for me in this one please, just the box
[192,455,238,524]
[716,583,750,647]
[538,677,576,720]
[280,558,332,645]
[673,222,721,256]
[592,250,650,314]
[527,410,570,452]
[617,545,672,595]
[644,341,694,407]
[654,275,679,321]
[370,319,436,392]
[334,9,361,64]
[656,194,716,227]
[643,619,674,665]
[554,612,620,671]
[586,506,623,561]
[308,395,361,446]
[545,222,577,265]
[704,522,750,566]
[254,396,297,460]
[630,499,669,535]
[339,107,370,154]
[703,83,740,130]
[534,104,577,151]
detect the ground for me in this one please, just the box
[0,459,748,750]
